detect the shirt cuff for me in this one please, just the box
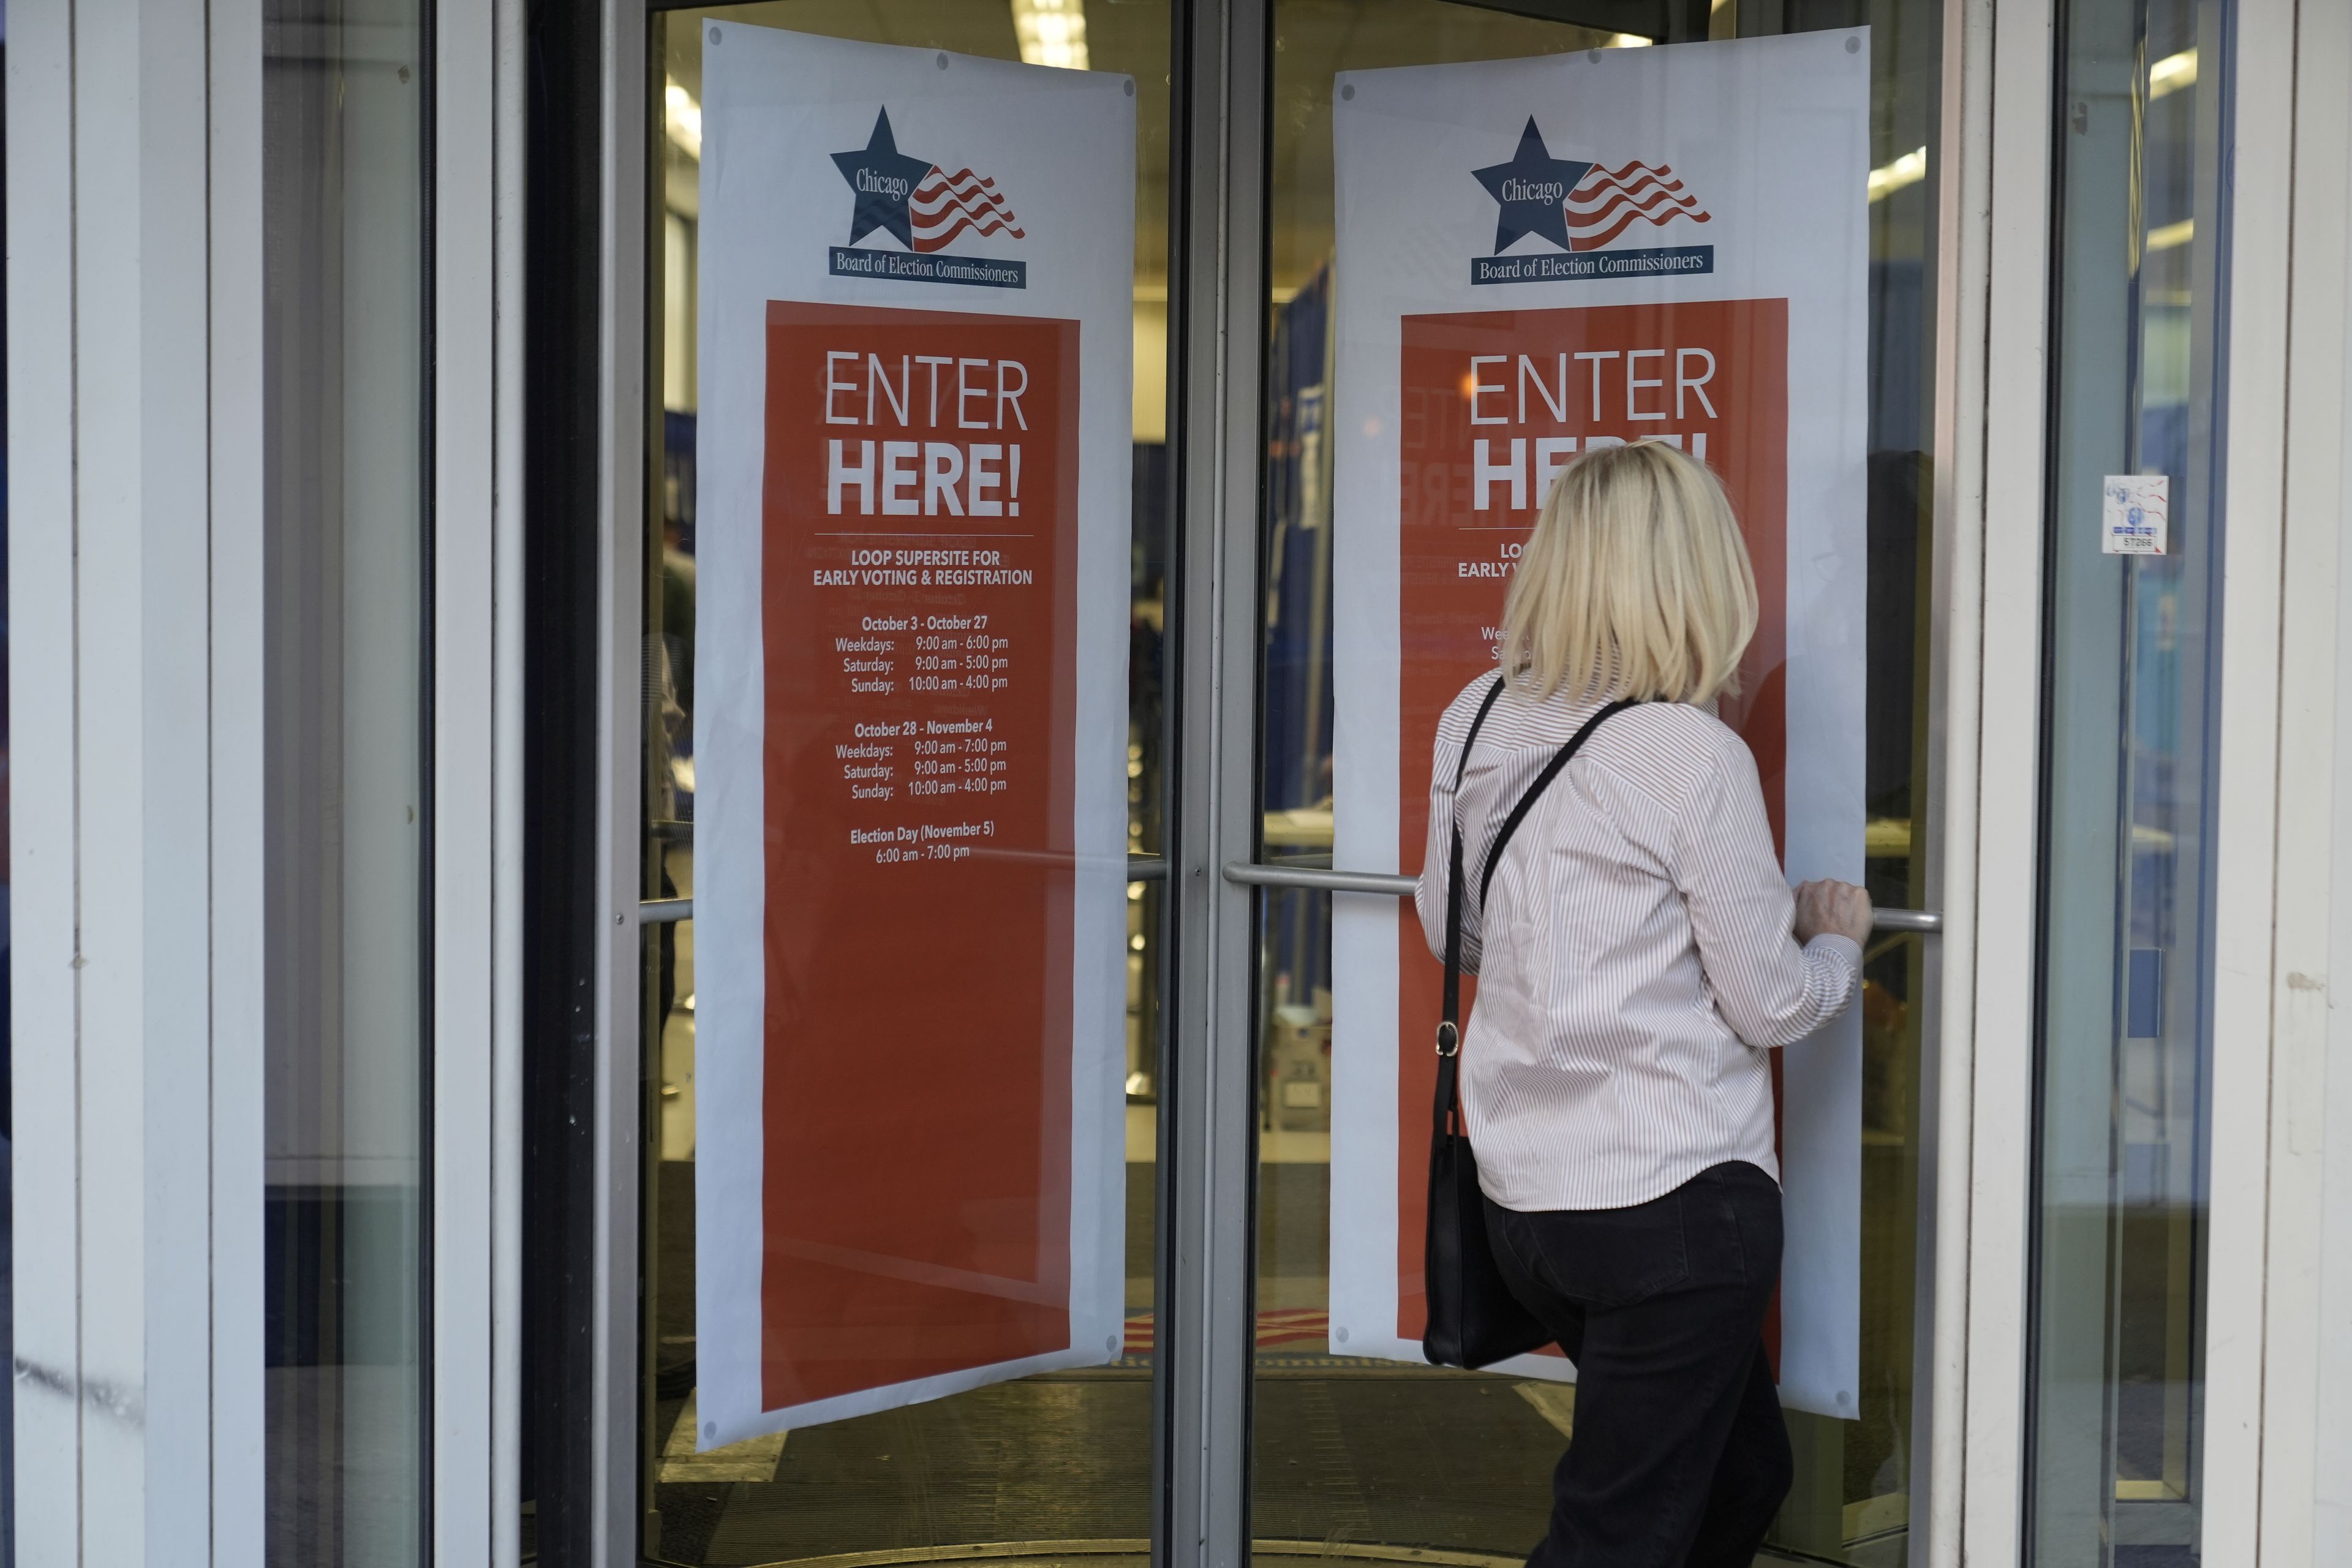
[1806,932,1864,984]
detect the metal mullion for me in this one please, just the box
[595,0,653,1560]
[1954,0,2064,1551]
[1158,2,1272,1567]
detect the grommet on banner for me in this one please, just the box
[1125,79,1134,97]
[708,25,720,43]
[1340,83,1354,101]
[1846,34,1862,52]
[936,51,949,70]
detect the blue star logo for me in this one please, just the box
[831,108,937,249]
[1472,118,1594,254]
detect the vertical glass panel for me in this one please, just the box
[1254,4,1942,1564]
[639,4,1172,1561]
[0,47,15,1547]
[2029,2,2225,1561]
[261,0,430,1560]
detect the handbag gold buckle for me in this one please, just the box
[1434,1021,1460,1057]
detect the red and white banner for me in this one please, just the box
[1329,34,1871,1418]
[694,24,1134,1447]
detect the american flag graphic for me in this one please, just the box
[910,166,1027,253]
[1564,160,1711,251]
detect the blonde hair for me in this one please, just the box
[1497,440,1758,704]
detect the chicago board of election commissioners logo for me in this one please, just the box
[827,107,1030,290]
[1468,116,1715,285]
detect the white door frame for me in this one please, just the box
[564,3,2035,1567]
[9,0,266,1555]
[432,0,529,1558]
[1945,0,2055,1558]
[2272,6,2352,1564]
[1940,2,2324,1564]
[591,0,654,1557]
[5,0,521,1557]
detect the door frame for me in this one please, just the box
[572,5,1989,1566]
[1945,0,2052,1556]
[591,0,655,1555]
[1156,2,1273,1565]
[1953,1,2323,1564]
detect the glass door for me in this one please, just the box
[605,4,1958,1566]
[263,3,432,1558]
[2028,0,2226,1559]
[634,4,1176,1562]
[1243,4,1945,1566]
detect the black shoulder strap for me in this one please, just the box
[1437,688,1642,1129]
[1438,676,1510,1061]
[1477,697,1642,912]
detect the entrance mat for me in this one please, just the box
[1121,1308,1409,1365]
[733,1539,1532,1568]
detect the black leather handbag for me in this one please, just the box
[1423,678,1640,1370]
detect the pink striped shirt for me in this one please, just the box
[1414,675,1862,1212]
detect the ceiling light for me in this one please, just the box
[2149,50,2196,100]
[1868,145,1928,202]
[1011,0,1089,71]
[665,79,702,159]
[2147,218,2193,251]
[1608,33,1653,47]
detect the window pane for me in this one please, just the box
[639,4,1173,1559]
[262,0,430,1559]
[1254,4,1941,1562]
[2029,2,2225,1561]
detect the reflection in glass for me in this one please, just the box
[2029,3,2223,1562]
[261,0,429,1559]
[1254,4,1940,1564]
[638,4,1172,1561]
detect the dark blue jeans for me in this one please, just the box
[1484,1161,1791,1568]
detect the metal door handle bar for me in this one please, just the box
[1224,861,1416,897]
[639,861,1934,933]
[1220,860,1941,935]
[636,854,1172,924]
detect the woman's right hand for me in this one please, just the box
[1793,879,1874,947]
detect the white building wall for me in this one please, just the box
[4,0,516,1561]
[2317,347,2352,1566]
[2309,7,2352,1552]
[2273,7,2352,1564]
[6,0,258,1559]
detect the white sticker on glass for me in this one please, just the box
[2102,473,2169,556]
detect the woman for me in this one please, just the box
[1414,440,1872,1568]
